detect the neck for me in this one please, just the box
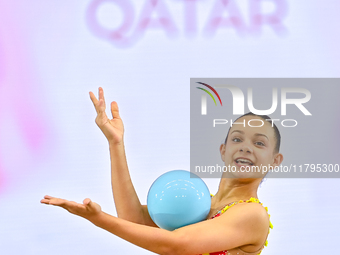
[214,177,261,204]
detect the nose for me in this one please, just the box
[239,143,253,153]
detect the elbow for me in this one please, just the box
[116,212,128,221]
[117,214,143,224]
[116,207,145,224]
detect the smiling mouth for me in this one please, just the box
[235,159,254,166]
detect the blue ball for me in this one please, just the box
[147,170,211,230]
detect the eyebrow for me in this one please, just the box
[230,130,269,141]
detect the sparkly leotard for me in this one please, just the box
[201,197,273,255]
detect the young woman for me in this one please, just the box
[41,87,283,255]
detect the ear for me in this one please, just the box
[220,143,226,162]
[272,153,284,167]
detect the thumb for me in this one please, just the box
[83,198,101,213]
[83,198,92,206]
[111,101,120,119]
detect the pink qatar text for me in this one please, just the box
[86,0,289,48]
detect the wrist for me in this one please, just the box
[108,139,124,148]
[87,211,105,226]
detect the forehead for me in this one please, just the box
[229,115,276,140]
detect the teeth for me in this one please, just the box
[236,159,253,165]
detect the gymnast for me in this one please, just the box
[41,87,283,255]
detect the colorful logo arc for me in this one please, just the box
[196,82,222,106]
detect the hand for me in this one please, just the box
[89,87,124,144]
[40,195,102,220]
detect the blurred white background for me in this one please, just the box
[0,0,339,254]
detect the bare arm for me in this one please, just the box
[41,196,269,255]
[89,87,156,227]
[108,142,157,226]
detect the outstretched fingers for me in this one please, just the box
[99,87,106,108]
[89,91,99,113]
[41,195,66,206]
[97,87,106,115]
[89,87,106,115]
[41,195,86,212]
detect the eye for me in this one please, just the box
[232,137,242,142]
[255,141,265,146]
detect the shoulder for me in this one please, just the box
[224,201,269,226]
[228,201,269,218]
[217,202,270,243]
